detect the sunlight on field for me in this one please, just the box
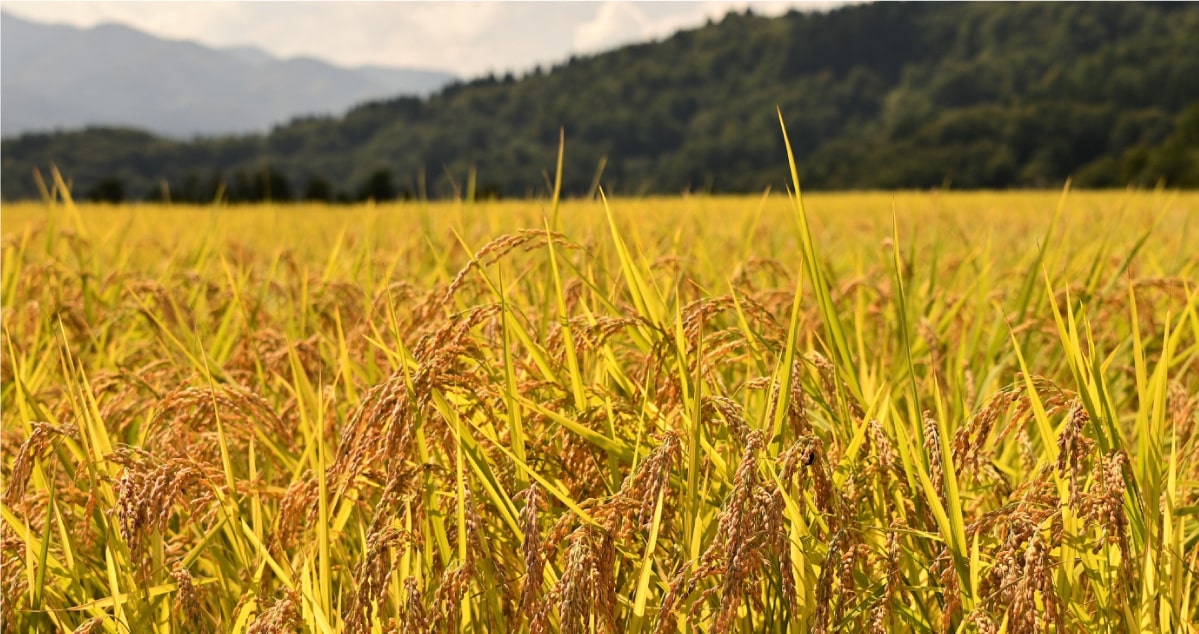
[2,191,1197,632]
[3,190,1194,264]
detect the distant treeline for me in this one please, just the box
[80,167,444,205]
[4,2,1199,201]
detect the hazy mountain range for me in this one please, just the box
[0,11,456,138]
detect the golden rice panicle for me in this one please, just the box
[440,229,577,310]
[606,429,682,540]
[1079,450,1133,590]
[170,564,203,628]
[430,486,485,633]
[553,523,617,634]
[787,358,812,438]
[923,411,946,508]
[1168,381,1197,472]
[866,419,895,466]
[346,525,415,634]
[933,547,961,633]
[70,616,107,634]
[951,390,1018,480]
[703,395,752,446]
[868,521,906,634]
[1,524,28,626]
[146,385,294,464]
[805,350,864,420]
[331,303,499,496]
[1010,530,1061,633]
[3,421,72,508]
[399,577,430,632]
[806,350,838,403]
[272,473,319,552]
[659,430,796,633]
[779,433,841,534]
[247,591,302,634]
[812,529,850,634]
[110,447,216,574]
[1055,401,1093,506]
[517,482,546,623]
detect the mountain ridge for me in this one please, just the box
[0,11,456,139]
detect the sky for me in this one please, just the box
[0,1,850,78]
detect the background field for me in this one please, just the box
[2,189,1197,632]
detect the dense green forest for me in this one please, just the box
[3,2,1198,201]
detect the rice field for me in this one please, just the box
[1,178,1197,632]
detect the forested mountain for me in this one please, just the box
[0,12,455,139]
[3,2,1198,201]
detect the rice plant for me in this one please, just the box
[1,151,1196,633]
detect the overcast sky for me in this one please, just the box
[1,1,849,78]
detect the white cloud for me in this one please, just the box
[2,1,857,78]
[571,2,847,56]
[3,1,250,42]
[573,3,653,55]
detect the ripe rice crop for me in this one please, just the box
[1,164,1197,632]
